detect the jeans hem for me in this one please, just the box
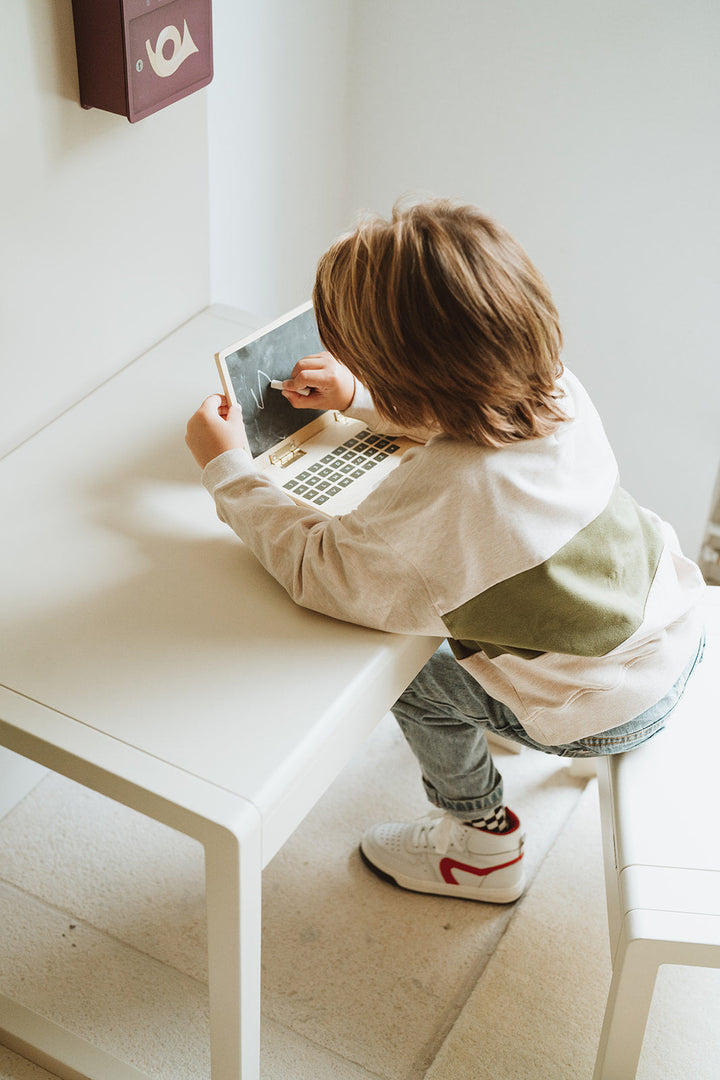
[422,777,505,819]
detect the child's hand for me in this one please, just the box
[186,395,249,469]
[280,351,356,412]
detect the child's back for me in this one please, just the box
[187,198,705,903]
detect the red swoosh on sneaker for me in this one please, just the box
[439,853,523,885]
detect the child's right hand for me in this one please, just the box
[280,351,356,412]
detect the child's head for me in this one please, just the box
[313,199,566,446]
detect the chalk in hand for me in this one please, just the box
[270,379,311,397]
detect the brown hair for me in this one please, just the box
[313,199,567,446]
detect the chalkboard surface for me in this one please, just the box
[218,304,327,457]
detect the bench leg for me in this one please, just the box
[592,931,658,1080]
[205,816,263,1080]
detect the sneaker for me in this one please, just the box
[359,809,525,903]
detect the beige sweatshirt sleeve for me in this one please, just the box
[201,445,447,637]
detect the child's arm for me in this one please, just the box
[200,443,448,638]
[281,351,438,444]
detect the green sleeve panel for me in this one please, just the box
[443,485,664,661]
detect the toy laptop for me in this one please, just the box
[215,301,414,515]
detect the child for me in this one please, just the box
[186,199,705,904]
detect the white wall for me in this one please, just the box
[0,2,210,458]
[208,0,353,323]
[344,0,720,557]
[1,1,353,460]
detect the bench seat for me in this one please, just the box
[593,585,720,1079]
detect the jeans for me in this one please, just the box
[392,634,705,820]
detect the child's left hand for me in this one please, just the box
[186,395,249,468]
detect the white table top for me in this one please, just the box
[0,309,439,856]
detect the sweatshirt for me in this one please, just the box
[202,369,705,745]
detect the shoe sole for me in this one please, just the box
[358,844,525,904]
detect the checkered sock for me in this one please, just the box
[465,805,509,833]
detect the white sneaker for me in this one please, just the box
[359,809,525,903]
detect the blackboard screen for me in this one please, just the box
[217,303,327,457]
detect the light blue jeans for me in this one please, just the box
[392,635,705,820]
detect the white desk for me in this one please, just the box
[0,309,440,1080]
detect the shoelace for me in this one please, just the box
[411,810,468,856]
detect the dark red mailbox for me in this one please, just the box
[72,0,213,123]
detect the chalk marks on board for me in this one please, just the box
[250,369,273,412]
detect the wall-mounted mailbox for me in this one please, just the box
[72,0,213,123]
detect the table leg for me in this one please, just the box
[204,817,263,1080]
[592,930,658,1080]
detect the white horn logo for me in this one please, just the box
[145,20,199,78]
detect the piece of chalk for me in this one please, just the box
[270,380,311,396]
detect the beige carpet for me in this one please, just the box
[0,714,718,1079]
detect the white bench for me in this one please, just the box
[593,585,720,1079]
